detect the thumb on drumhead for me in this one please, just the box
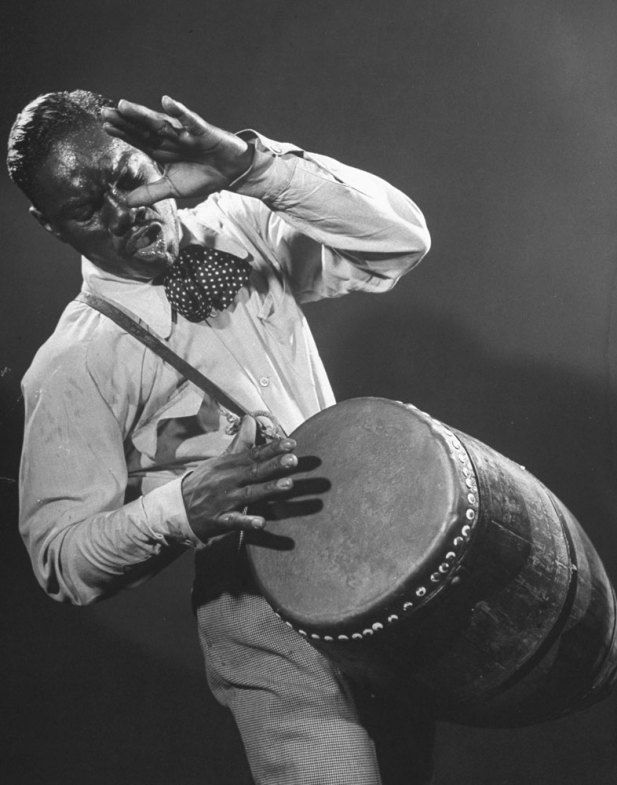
[226,415,258,454]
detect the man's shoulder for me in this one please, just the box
[23,299,144,394]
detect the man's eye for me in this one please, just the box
[71,205,95,222]
[118,171,143,190]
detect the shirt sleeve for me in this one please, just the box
[229,131,431,303]
[19,339,201,606]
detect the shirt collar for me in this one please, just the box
[80,209,249,340]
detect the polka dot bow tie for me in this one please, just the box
[163,244,252,322]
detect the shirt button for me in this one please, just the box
[258,375,270,388]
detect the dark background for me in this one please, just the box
[2,1,617,783]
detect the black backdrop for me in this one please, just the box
[2,1,617,783]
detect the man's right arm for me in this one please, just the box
[19,342,296,606]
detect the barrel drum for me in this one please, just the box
[247,398,617,727]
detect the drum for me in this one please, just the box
[247,397,617,727]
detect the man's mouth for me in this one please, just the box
[124,223,165,260]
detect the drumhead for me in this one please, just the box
[247,398,469,631]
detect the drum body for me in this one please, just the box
[247,398,617,727]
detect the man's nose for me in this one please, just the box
[104,190,145,236]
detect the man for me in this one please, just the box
[8,90,431,784]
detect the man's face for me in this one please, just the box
[32,124,180,281]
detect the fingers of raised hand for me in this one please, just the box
[124,176,178,207]
[161,95,206,136]
[108,97,207,140]
[116,99,185,135]
[102,105,183,149]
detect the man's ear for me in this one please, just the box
[29,206,66,243]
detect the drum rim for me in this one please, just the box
[248,397,481,642]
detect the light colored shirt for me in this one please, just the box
[19,132,430,605]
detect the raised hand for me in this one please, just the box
[181,416,298,542]
[101,95,254,206]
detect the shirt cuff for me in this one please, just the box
[141,475,203,548]
[229,130,302,203]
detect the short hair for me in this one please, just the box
[7,89,114,207]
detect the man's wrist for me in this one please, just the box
[221,140,256,187]
[142,474,203,548]
[180,470,203,543]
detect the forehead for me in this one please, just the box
[36,125,148,204]
[52,126,122,169]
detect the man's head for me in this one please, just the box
[7,90,180,281]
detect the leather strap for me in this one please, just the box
[76,290,248,420]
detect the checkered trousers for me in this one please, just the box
[193,537,435,785]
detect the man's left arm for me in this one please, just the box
[102,97,430,294]
[225,131,430,301]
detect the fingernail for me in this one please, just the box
[251,517,265,529]
[281,454,297,468]
[277,478,292,489]
[282,439,296,450]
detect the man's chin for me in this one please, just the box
[125,244,177,280]
[130,257,174,281]
[100,253,170,283]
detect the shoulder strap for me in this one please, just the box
[75,290,248,420]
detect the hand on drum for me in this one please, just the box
[181,416,298,542]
